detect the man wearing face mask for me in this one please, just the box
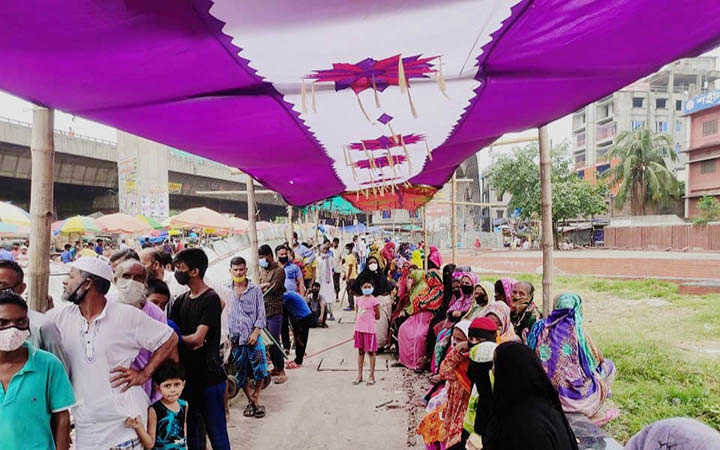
[257,244,288,384]
[0,291,75,450]
[140,248,187,314]
[51,257,178,450]
[0,259,71,375]
[114,259,172,403]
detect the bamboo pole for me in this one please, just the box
[538,126,554,317]
[423,206,428,270]
[287,205,293,245]
[29,107,54,312]
[451,171,457,265]
[246,174,259,282]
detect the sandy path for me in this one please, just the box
[227,307,409,449]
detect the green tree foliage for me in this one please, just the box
[490,144,607,247]
[694,195,720,225]
[603,128,681,215]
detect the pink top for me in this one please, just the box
[354,295,380,334]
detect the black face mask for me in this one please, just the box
[461,285,474,296]
[278,256,289,264]
[174,270,190,286]
[452,288,461,296]
[311,289,320,296]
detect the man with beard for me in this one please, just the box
[51,257,177,450]
[139,247,187,313]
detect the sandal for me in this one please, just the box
[243,403,256,417]
[285,361,301,369]
[273,374,288,384]
[254,405,266,418]
[352,379,363,385]
[367,379,376,386]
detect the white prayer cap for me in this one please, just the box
[71,256,113,282]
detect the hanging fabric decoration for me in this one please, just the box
[301,78,307,113]
[371,73,381,108]
[435,56,448,98]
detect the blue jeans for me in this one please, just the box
[266,314,285,372]
[186,381,231,450]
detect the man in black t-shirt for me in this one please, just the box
[170,248,230,450]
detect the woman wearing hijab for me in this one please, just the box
[417,320,473,450]
[482,302,520,343]
[472,342,579,450]
[424,264,457,365]
[494,278,516,305]
[526,293,617,425]
[462,281,495,320]
[353,255,394,350]
[397,253,444,370]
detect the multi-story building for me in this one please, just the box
[683,89,720,218]
[571,57,720,184]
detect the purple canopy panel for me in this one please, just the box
[0,0,719,205]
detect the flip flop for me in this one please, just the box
[352,379,363,385]
[243,403,256,417]
[254,405,266,418]
[367,379,376,386]
[285,361,301,369]
[273,374,288,384]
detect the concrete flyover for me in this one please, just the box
[0,116,287,218]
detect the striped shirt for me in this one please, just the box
[228,281,266,345]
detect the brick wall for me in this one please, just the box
[605,223,720,251]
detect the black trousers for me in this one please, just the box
[333,272,341,296]
[290,315,314,365]
[346,278,356,309]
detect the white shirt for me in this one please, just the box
[50,301,173,449]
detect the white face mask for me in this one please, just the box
[0,327,30,351]
[116,278,147,309]
[368,263,378,272]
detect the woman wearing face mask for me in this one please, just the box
[417,320,473,450]
[353,256,394,350]
[397,251,443,371]
[462,281,495,320]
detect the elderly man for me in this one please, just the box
[114,259,174,402]
[510,280,540,341]
[51,257,177,450]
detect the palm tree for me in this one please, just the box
[603,128,679,216]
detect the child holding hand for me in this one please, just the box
[353,280,380,386]
[126,360,188,449]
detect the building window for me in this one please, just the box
[577,170,585,179]
[596,122,616,140]
[599,103,612,118]
[597,163,610,175]
[632,97,644,108]
[676,100,683,111]
[675,120,682,132]
[575,132,586,148]
[655,98,667,109]
[381,210,391,219]
[575,151,586,166]
[656,121,668,133]
[496,210,504,219]
[597,144,612,159]
[700,160,716,174]
[702,119,718,136]
[631,120,645,130]
[496,192,503,202]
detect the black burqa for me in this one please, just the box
[353,255,393,296]
[472,342,578,450]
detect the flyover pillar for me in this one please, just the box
[117,132,169,220]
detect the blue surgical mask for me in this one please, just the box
[361,287,374,296]
[259,258,269,268]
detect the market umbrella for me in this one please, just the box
[0,202,31,227]
[97,213,152,234]
[0,223,30,237]
[170,207,232,231]
[54,216,101,234]
[136,214,163,230]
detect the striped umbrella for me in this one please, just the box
[54,216,101,234]
[136,214,163,230]
[0,202,31,227]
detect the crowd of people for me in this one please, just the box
[1,230,720,450]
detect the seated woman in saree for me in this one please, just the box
[353,255,395,351]
[509,280,541,341]
[462,281,495,320]
[493,278,516,305]
[526,293,617,426]
[482,301,520,343]
[422,263,456,363]
[397,249,443,370]
[469,342,578,450]
[417,320,473,450]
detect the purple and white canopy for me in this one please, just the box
[1,1,719,205]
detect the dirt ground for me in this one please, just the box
[227,307,410,449]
